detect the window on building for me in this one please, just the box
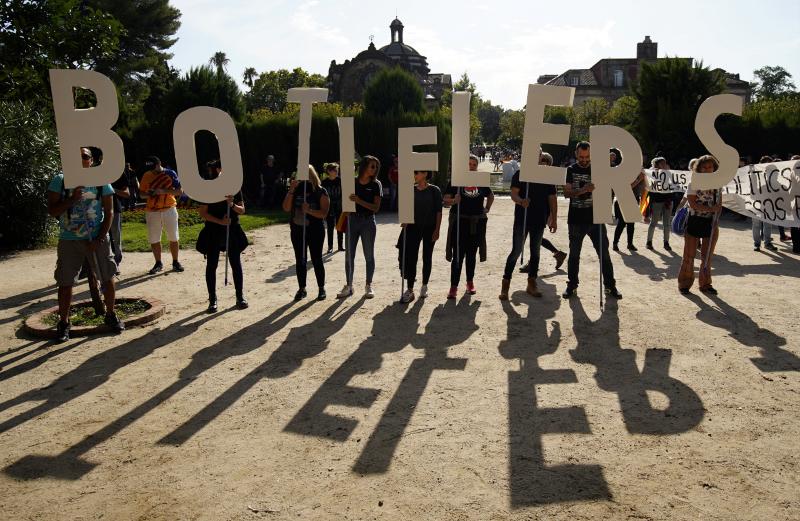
[570,76,579,86]
[613,69,624,87]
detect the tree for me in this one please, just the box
[477,99,503,144]
[499,109,525,149]
[634,58,725,160]
[752,66,796,100]
[163,65,245,124]
[363,67,425,115]
[209,52,230,74]
[243,67,258,89]
[607,95,640,136]
[245,67,327,113]
[572,98,610,140]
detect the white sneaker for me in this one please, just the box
[365,284,375,299]
[337,284,353,298]
[419,284,428,298]
[401,289,415,303]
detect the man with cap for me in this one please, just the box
[139,155,184,274]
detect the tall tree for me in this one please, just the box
[752,66,796,100]
[245,67,326,113]
[163,65,245,124]
[499,109,525,149]
[209,52,230,74]
[634,58,725,160]
[607,95,640,136]
[477,99,503,144]
[243,67,258,89]
[363,67,425,115]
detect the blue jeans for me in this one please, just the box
[345,213,377,285]
[503,220,545,280]
[751,219,773,246]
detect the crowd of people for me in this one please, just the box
[45,145,800,342]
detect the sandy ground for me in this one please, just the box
[1,193,799,521]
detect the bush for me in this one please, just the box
[0,102,60,250]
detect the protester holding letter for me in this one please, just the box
[197,160,249,312]
[612,149,645,252]
[678,155,722,294]
[139,155,184,275]
[398,170,442,304]
[500,151,557,300]
[338,156,382,299]
[284,166,330,301]
[646,157,673,251]
[321,163,344,253]
[444,155,494,299]
[562,142,621,300]
[47,147,124,342]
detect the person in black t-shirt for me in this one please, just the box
[443,154,494,299]
[321,163,344,253]
[283,166,330,301]
[562,141,621,300]
[197,160,249,312]
[398,171,443,303]
[499,151,558,300]
[338,155,382,299]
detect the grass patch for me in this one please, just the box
[42,299,151,327]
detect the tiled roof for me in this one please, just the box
[546,69,598,87]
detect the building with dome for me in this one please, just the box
[327,18,452,107]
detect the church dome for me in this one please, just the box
[378,17,429,74]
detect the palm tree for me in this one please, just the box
[209,52,230,74]
[243,67,257,88]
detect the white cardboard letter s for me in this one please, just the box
[398,127,438,224]
[49,69,125,188]
[692,94,743,190]
[173,106,243,203]
[287,88,328,181]
[520,84,574,184]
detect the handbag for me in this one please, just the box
[336,212,348,233]
[671,206,689,236]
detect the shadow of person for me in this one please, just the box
[685,293,799,372]
[3,301,309,480]
[156,298,365,446]
[350,296,478,474]
[283,300,425,443]
[617,249,679,282]
[569,298,705,435]
[499,281,610,505]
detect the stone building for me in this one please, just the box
[537,36,751,106]
[327,17,452,107]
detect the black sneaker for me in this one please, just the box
[646,241,654,250]
[518,262,530,273]
[700,286,718,295]
[754,244,760,251]
[765,243,777,251]
[612,243,620,252]
[664,241,672,252]
[605,287,623,299]
[627,244,638,252]
[148,261,163,275]
[294,288,307,301]
[104,311,125,333]
[56,320,70,343]
[172,260,185,272]
[562,286,577,299]
[317,288,327,301]
[207,298,218,313]
[236,297,249,309]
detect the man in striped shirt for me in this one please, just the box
[140,156,185,274]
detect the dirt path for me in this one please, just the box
[1,198,798,520]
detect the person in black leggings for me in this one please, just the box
[283,166,330,301]
[399,171,442,303]
[321,163,343,252]
[197,160,248,312]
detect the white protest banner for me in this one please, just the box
[722,161,800,227]
[644,169,690,193]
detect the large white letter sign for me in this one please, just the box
[589,125,644,224]
[287,88,328,181]
[692,94,743,190]
[450,92,489,187]
[398,127,439,224]
[49,69,125,188]
[173,107,243,203]
[520,84,575,184]
[338,117,356,213]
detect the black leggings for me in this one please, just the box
[291,222,325,289]
[325,211,344,250]
[450,226,480,287]
[206,249,244,299]
[541,238,557,253]
[613,200,635,245]
[400,225,435,289]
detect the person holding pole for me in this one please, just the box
[500,151,558,300]
[561,141,621,300]
[444,155,493,299]
[678,155,722,295]
[337,156,382,299]
[398,170,443,304]
[645,156,673,251]
[197,160,248,312]
[284,166,329,301]
[321,163,344,253]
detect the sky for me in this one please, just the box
[169,0,800,109]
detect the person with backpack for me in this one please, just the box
[47,147,124,342]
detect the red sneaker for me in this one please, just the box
[466,281,476,295]
[447,286,458,299]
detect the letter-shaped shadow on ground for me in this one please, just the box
[569,298,705,435]
[500,281,610,505]
[686,293,799,372]
[3,301,310,480]
[285,297,479,475]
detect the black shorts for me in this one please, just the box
[686,215,713,238]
